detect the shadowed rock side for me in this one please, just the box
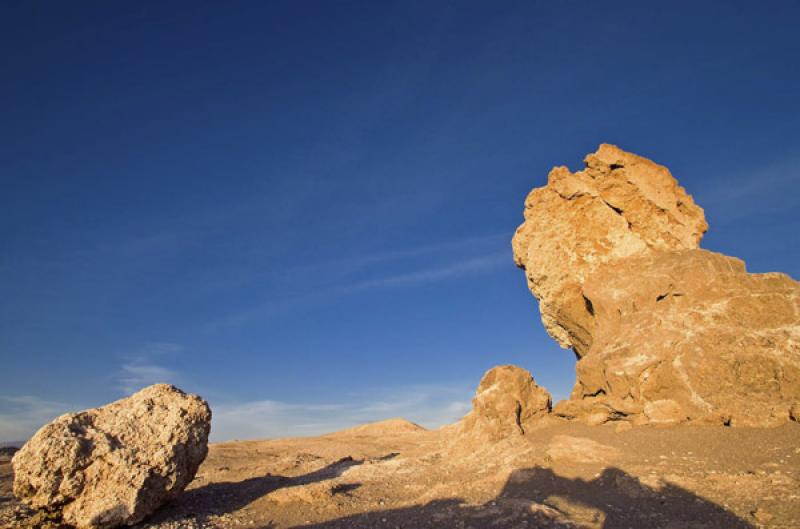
[11,384,211,529]
[513,144,800,427]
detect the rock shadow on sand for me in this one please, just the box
[292,466,754,529]
[145,457,363,525]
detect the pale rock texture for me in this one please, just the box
[12,384,211,529]
[514,145,800,426]
[459,365,551,440]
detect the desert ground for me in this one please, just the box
[3,418,798,529]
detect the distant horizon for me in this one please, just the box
[2,1,799,443]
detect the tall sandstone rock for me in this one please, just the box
[512,144,800,426]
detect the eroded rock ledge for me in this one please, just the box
[513,144,800,427]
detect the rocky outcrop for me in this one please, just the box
[512,144,708,356]
[459,365,551,440]
[12,384,211,529]
[513,145,800,426]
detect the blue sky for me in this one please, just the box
[1,1,799,442]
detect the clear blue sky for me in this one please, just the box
[1,1,799,442]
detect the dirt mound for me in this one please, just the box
[327,418,425,437]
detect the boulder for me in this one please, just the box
[513,145,800,426]
[460,365,551,440]
[12,384,211,529]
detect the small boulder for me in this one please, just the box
[460,365,551,440]
[12,384,211,529]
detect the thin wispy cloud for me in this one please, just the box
[213,243,509,330]
[195,232,510,296]
[210,382,473,442]
[694,155,800,223]
[291,232,509,277]
[1,342,187,444]
[342,252,508,291]
[116,342,184,394]
[0,395,80,444]
[117,363,180,394]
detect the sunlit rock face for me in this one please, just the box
[513,145,800,426]
[512,144,708,357]
[459,365,552,441]
[12,384,211,529]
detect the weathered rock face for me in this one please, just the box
[512,144,707,356]
[562,249,800,426]
[12,384,211,529]
[460,365,551,440]
[514,145,800,426]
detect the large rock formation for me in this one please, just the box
[513,144,800,426]
[512,144,708,356]
[12,384,211,529]
[459,365,552,440]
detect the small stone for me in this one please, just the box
[751,508,773,523]
[790,402,800,422]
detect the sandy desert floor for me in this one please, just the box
[2,419,799,529]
